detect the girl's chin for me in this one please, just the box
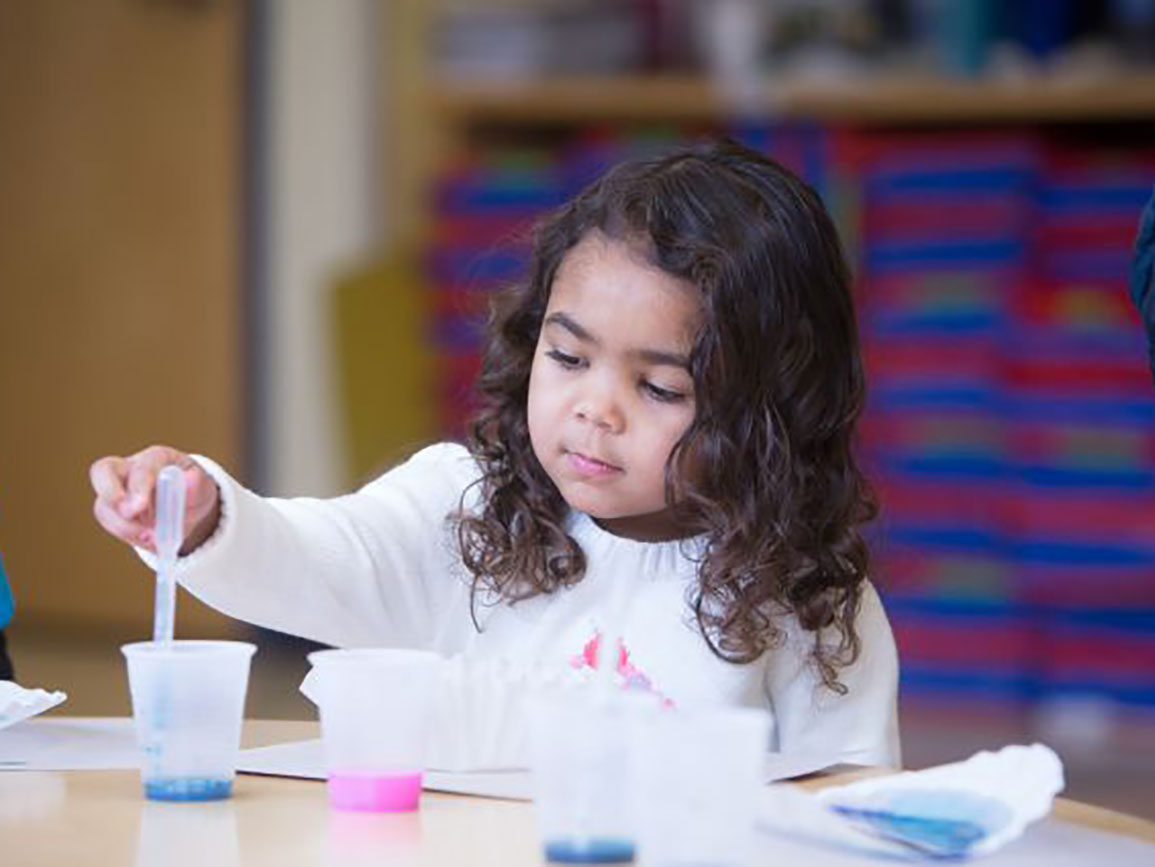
[559,491,632,523]
[559,491,619,519]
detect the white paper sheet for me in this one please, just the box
[0,717,139,771]
[761,750,845,783]
[237,738,840,802]
[0,716,837,802]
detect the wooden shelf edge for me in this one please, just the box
[431,71,1155,125]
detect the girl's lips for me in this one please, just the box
[565,450,621,478]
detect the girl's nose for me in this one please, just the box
[574,390,624,433]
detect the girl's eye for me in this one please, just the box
[643,381,687,403]
[546,348,583,369]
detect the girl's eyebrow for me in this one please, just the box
[545,311,597,344]
[544,311,690,369]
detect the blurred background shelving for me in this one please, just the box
[392,0,1155,817]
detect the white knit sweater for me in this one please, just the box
[169,442,900,766]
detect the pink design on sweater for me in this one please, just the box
[570,631,675,707]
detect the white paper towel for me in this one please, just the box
[301,654,590,772]
[0,681,67,731]
[759,744,1065,860]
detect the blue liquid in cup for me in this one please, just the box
[144,777,233,802]
[544,838,635,863]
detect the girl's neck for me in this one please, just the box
[590,509,698,543]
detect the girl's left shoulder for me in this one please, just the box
[358,441,483,510]
[772,579,893,662]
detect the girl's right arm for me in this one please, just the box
[89,442,477,650]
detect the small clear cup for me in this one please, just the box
[632,705,770,866]
[307,648,443,812]
[122,640,257,801]
[528,688,652,864]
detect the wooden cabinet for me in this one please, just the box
[0,1,243,636]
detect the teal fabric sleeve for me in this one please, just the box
[1130,186,1155,384]
[0,551,12,630]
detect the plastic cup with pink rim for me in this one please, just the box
[306,648,443,812]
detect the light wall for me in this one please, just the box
[262,0,384,496]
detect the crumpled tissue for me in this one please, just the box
[0,681,67,731]
[301,654,587,772]
[425,655,592,772]
[759,743,1065,860]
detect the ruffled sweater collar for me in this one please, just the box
[566,511,707,578]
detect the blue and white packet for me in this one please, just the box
[759,744,1064,860]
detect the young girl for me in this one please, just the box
[91,140,900,766]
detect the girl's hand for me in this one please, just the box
[89,445,221,556]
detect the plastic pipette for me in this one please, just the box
[152,465,186,645]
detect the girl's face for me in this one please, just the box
[527,232,701,541]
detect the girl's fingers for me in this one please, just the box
[123,460,159,518]
[122,445,188,519]
[89,456,130,505]
[90,455,146,521]
[93,497,155,552]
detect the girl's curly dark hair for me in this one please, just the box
[456,139,877,691]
